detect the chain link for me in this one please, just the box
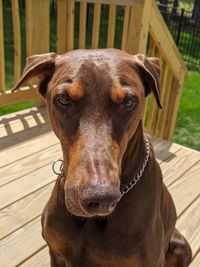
[121,135,150,198]
[52,159,63,175]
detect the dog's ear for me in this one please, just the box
[133,54,162,108]
[12,52,58,97]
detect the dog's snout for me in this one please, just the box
[79,183,121,216]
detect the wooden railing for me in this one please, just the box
[0,0,187,141]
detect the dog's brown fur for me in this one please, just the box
[13,49,192,267]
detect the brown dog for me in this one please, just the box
[13,49,192,267]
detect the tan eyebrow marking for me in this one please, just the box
[67,82,84,101]
[110,86,126,104]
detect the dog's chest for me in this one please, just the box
[44,214,144,267]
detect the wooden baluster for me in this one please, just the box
[144,38,157,134]
[67,0,75,51]
[26,0,50,56]
[143,36,156,125]
[92,3,101,48]
[79,0,87,48]
[57,0,68,54]
[25,0,50,106]
[153,59,168,136]
[121,5,130,50]
[163,72,185,140]
[107,4,116,48]
[159,72,173,138]
[126,0,153,54]
[11,0,21,84]
[0,0,5,92]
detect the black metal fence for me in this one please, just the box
[158,4,200,65]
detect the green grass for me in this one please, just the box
[173,72,200,151]
[157,0,194,11]
[0,101,34,116]
[178,0,194,12]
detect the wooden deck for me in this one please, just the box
[0,107,200,267]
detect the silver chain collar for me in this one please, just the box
[121,135,150,197]
[52,135,150,198]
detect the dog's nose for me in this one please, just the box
[81,195,119,214]
[79,184,121,215]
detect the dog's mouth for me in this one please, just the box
[65,200,118,218]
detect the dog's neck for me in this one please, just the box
[121,121,149,185]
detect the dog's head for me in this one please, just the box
[13,49,161,217]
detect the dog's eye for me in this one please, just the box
[66,78,73,83]
[120,79,129,87]
[122,97,138,110]
[55,94,71,107]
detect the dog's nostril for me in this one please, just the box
[81,199,101,213]
[81,197,119,215]
[79,184,121,215]
[87,201,100,210]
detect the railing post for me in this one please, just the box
[66,0,75,51]
[107,5,116,48]
[163,71,185,140]
[0,0,5,93]
[92,3,101,48]
[79,0,87,49]
[25,0,50,107]
[11,0,21,84]
[57,0,68,54]
[126,0,153,54]
[26,0,50,56]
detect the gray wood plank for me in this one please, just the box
[0,130,58,167]
[0,143,61,187]
[162,148,200,187]
[0,164,56,209]
[190,251,200,267]
[0,183,53,240]
[153,139,181,164]
[19,246,50,267]
[177,196,200,257]
[0,217,45,267]
[169,162,200,216]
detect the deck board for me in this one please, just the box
[162,148,200,187]
[169,162,200,216]
[0,144,61,187]
[0,217,45,267]
[0,183,53,240]
[20,246,50,267]
[0,130,58,167]
[190,251,200,267]
[0,108,199,266]
[177,196,200,257]
[153,140,181,164]
[0,165,55,209]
